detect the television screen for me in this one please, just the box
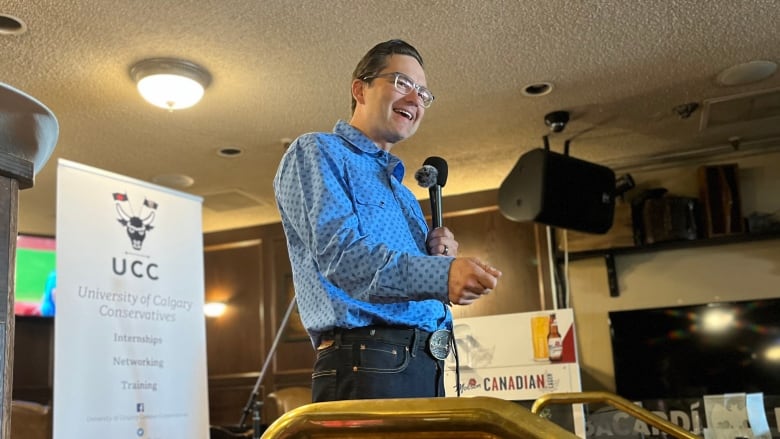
[609,299,780,400]
[14,234,56,317]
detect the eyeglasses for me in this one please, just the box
[362,72,435,108]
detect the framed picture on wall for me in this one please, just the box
[280,274,308,342]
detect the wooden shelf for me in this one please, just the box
[563,230,780,261]
[557,230,780,297]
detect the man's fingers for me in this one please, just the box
[454,291,481,305]
[448,257,502,305]
[474,259,502,278]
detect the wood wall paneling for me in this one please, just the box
[269,236,314,379]
[447,209,542,320]
[204,240,264,376]
[204,235,265,427]
[12,317,53,404]
[203,224,314,427]
[207,373,260,427]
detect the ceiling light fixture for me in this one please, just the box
[0,13,27,35]
[130,58,211,111]
[217,147,244,158]
[716,60,777,86]
[152,173,195,188]
[521,81,554,97]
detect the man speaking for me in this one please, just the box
[273,39,501,402]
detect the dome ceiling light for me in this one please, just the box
[130,58,212,111]
[716,60,777,86]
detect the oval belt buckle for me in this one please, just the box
[428,329,451,360]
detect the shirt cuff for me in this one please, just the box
[405,254,453,302]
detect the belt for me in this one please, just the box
[319,326,452,360]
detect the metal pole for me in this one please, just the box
[238,293,298,429]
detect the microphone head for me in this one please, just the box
[415,165,438,189]
[423,156,448,187]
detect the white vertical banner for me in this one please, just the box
[54,159,209,439]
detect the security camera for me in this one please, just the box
[544,111,570,133]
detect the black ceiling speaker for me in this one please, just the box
[498,148,616,234]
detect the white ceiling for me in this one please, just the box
[2,0,780,236]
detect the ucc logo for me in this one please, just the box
[111,192,160,280]
[112,258,159,280]
[113,192,157,251]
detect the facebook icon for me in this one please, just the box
[137,403,144,413]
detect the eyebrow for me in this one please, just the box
[397,72,429,89]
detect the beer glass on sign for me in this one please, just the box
[530,314,549,361]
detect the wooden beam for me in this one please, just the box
[0,175,20,439]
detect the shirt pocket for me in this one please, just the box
[350,175,405,239]
[354,191,389,225]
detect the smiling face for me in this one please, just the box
[350,54,428,151]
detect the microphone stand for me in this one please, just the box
[238,294,298,437]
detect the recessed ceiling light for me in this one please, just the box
[217,147,244,158]
[716,60,777,86]
[522,82,554,97]
[0,14,27,35]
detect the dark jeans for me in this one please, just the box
[311,327,445,402]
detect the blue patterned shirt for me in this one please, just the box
[274,120,453,347]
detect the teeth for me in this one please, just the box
[395,109,413,120]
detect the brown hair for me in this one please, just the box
[350,39,424,113]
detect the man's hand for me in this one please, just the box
[447,258,502,305]
[426,226,458,256]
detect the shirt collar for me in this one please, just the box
[334,120,406,181]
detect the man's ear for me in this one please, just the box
[352,79,366,106]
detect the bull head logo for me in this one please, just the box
[114,193,157,250]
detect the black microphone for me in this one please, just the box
[414,156,448,229]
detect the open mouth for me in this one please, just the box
[394,108,414,121]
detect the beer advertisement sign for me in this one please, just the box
[444,309,584,436]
